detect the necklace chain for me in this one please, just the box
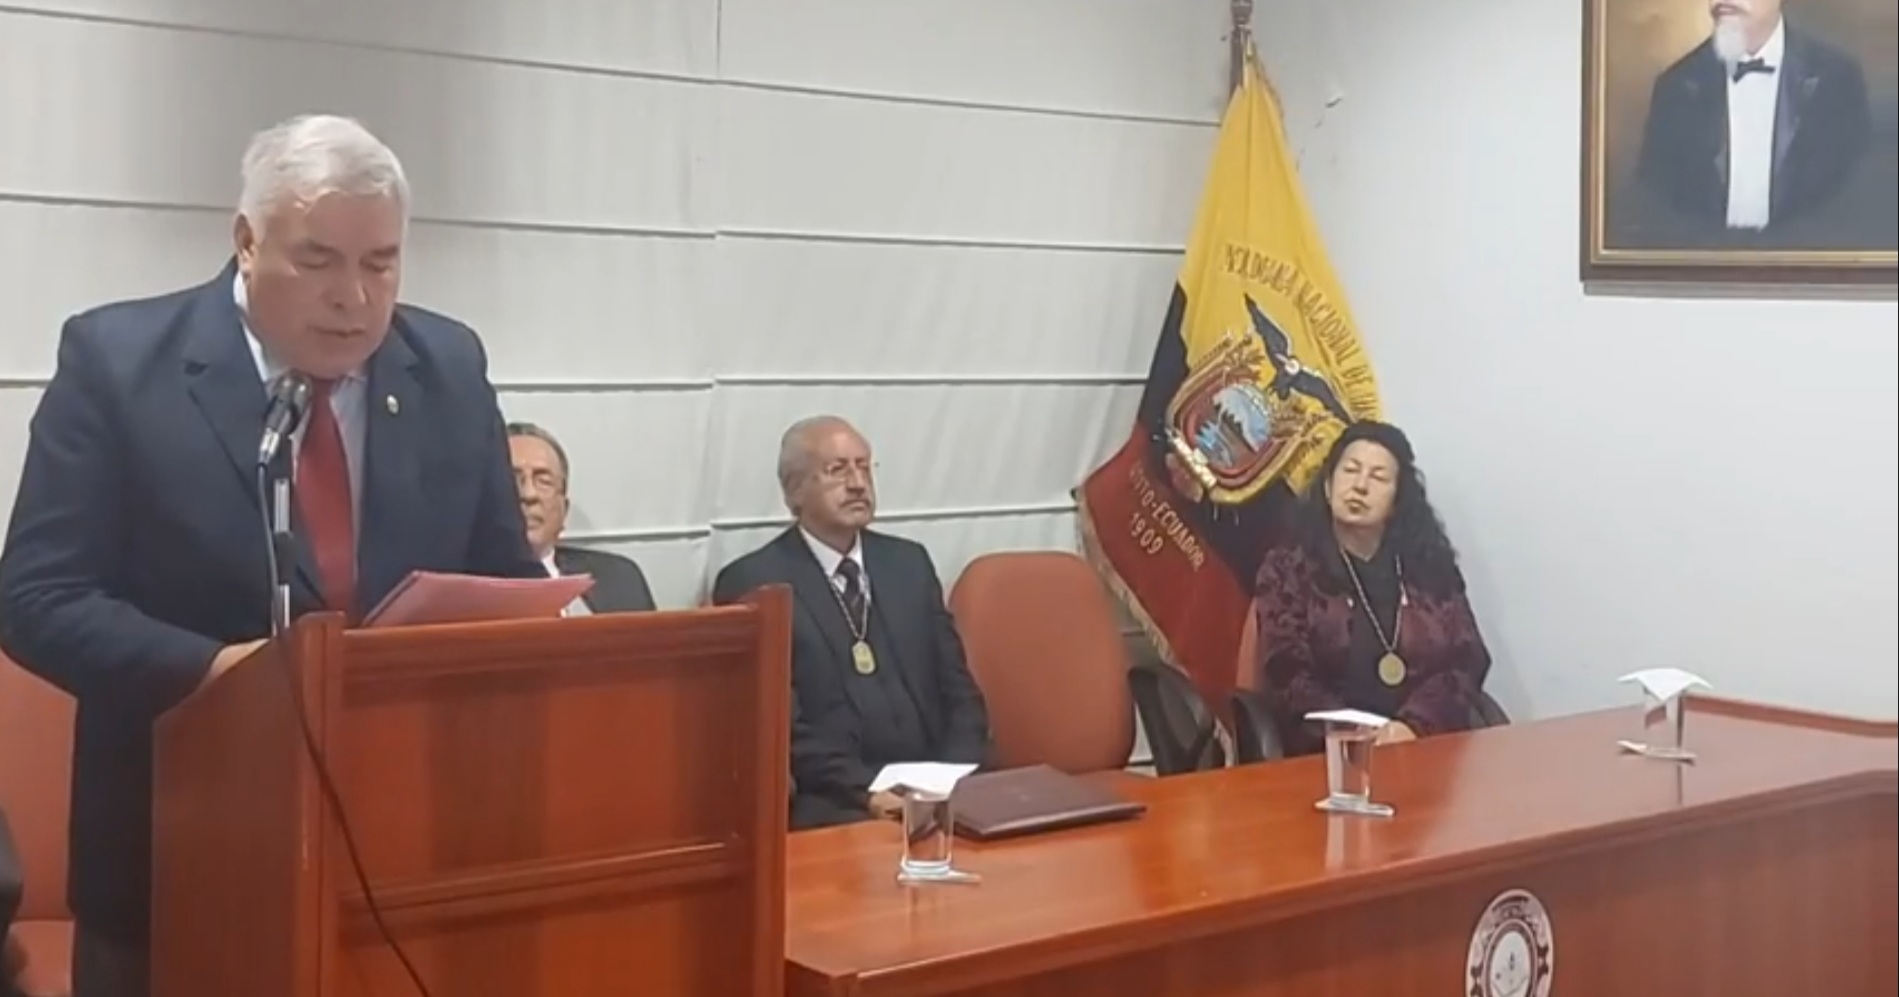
[1339,547,1405,654]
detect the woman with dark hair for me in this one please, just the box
[1252,421,1493,756]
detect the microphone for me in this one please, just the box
[257,372,312,468]
[255,372,310,636]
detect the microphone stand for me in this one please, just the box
[248,392,437,995]
[256,372,310,639]
[257,457,296,639]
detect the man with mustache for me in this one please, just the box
[712,416,991,830]
[1637,0,1870,231]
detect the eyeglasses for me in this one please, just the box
[514,469,565,496]
[818,459,876,485]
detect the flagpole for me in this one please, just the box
[1227,0,1289,142]
[1228,0,1253,94]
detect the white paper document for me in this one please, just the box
[868,762,979,798]
[1618,668,1710,704]
[1304,708,1391,729]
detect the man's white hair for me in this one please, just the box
[776,415,864,503]
[238,114,410,234]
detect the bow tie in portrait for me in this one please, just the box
[1731,57,1775,83]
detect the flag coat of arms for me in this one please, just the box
[1078,51,1383,710]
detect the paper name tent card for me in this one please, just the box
[1305,708,1391,731]
[1619,668,1710,706]
[869,762,979,798]
[362,571,594,628]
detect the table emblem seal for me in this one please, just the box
[1467,888,1553,997]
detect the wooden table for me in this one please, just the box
[785,699,1896,997]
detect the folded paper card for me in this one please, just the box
[362,571,594,628]
[1305,708,1391,729]
[1619,668,1711,704]
[869,762,979,798]
[1617,668,1711,762]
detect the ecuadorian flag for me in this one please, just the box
[1077,47,1383,710]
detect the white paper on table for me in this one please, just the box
[1618,668,1711,704]
[868,762,979,798]
[1304,708,1391,730]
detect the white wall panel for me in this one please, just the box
[713,237,1174,378]
[704,384,1141,521]
[15,0,718,77]
[0,201,708,384]
[0,11,711,230]
[718,88,1211,245]
[0,202,231,378]
[0,389,40,537]
[719,0,1229,123]
[403,229,712,382]
[497,389,710,535]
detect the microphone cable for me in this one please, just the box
[256,461,434,997]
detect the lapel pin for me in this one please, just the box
[385,394,400,416]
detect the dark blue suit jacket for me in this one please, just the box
[711,528,990,830]
[0,263,544,943]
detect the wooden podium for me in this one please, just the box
[149,589,791,997]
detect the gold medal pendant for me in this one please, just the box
[1378,652,1407,687]
[852,640,877,675]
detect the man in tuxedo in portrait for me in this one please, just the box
[507,421,656,613]
[712,416,991,830]
[0,114,545,997]
[1637,0,1871,231]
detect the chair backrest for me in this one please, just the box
[1234,609,1260,693]
[1126,663,1224,775]
[1472,689,1511,728]
[0,655,73,921]
[947,552,1136,773]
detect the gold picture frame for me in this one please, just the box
[1581,0,1897,285]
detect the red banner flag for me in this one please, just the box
[1078,55,1383,712]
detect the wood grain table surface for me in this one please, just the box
[785,698,1896,997]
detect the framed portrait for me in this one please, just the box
[1582,0,1898,284]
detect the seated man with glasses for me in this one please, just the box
[506,422,656,614]
[712,415,991,830]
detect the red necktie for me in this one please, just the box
[297,379,356,615]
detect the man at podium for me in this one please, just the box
[0,114,544,997]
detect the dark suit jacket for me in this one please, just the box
[0,263,545,943]
[1252,544,1492,757]
[552,545,655,613]
[1637,25,1871,228]
[711,528,990,830]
